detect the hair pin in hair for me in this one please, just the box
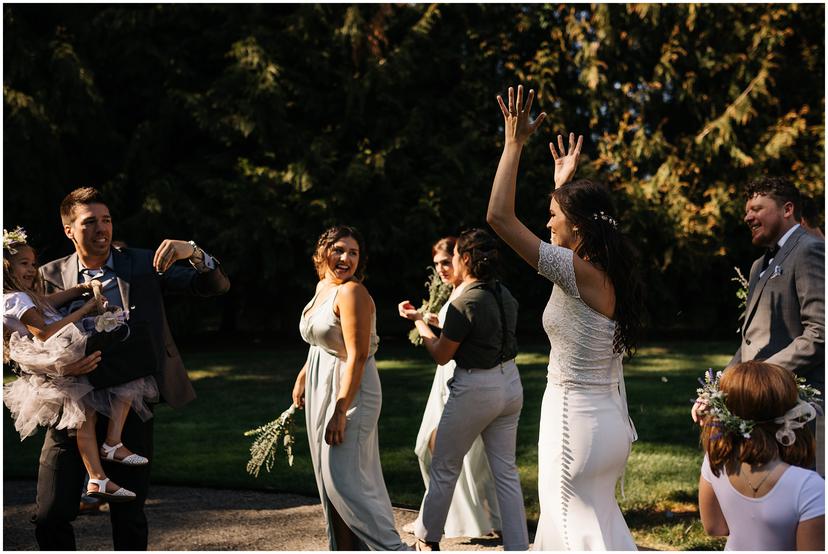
[591,211,618,229]
[3,227,28,255]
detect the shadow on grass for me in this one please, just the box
[4,339,734,550]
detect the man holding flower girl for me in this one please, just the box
[25,186,230,550]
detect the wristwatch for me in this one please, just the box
[188,240,205,263]
[187,240,218,272]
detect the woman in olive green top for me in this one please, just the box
[398,228,529,552]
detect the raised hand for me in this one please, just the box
[496,84,547,147]
[549,132,583,189]
[398,300,422,322]
[153,239,197,273]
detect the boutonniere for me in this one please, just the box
[770,265,783,279]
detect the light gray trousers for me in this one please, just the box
[415,359,529,550]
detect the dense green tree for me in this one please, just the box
[4,4,823,340]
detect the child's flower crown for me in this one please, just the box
[3,227,28,255]
[698,368,822,445]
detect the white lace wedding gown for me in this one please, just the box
[412,284,501,538]
[533,241,637,550]
[299,285,407,551]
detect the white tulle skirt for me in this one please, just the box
[3,325,159,440]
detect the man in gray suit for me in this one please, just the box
[731,177,824,391]
[694,177,824,472]
[35,187,230,550]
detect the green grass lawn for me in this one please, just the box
[4,339,730,550]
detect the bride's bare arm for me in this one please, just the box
[487,84,546,268]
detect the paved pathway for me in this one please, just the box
[3,480,505,551]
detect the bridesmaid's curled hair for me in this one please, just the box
[551,179,645,356]
[456,228,499,282]
[312,225,367,281]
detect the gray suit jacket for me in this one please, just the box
[729,226,824,390]
[40,246,230,408]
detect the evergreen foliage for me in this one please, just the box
[4,4,823,338]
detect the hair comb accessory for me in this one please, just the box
[3,227,28,255]
[774,400,817,446]
[591,211,618,229]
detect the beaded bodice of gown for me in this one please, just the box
[538,241,621,385]
[300,284,379,358]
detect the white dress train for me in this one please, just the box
[533,241,637,551]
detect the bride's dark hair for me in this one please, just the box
[551,179,645,356]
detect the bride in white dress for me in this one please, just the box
[407,237,501,539]
[486,84,645,550]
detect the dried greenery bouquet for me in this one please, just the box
[244,404,297,477]
[408,265,453,346]
[731,266,749,326]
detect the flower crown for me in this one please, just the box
[3,227,28,255]
[698,368,822,445]
[592,211,618,229]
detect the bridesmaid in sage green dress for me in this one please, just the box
[292,225,408,551]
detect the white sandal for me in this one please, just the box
[86,477,137,503]
[101,442,149,466]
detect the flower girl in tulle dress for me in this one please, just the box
[2,228,157,501]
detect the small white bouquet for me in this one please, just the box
[94,307,127,332]
[244,404,297,477]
